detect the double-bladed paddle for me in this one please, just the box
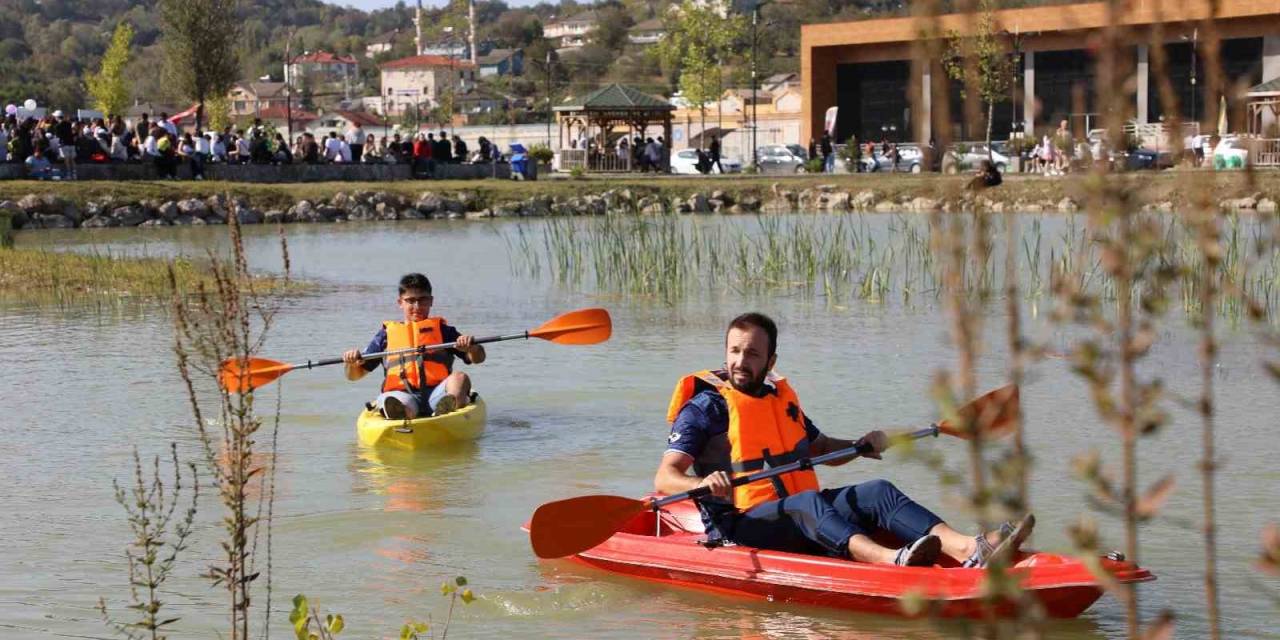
[529,384,1019,560]
[218,307,612,394]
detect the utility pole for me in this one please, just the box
[750,3,760,171]
[285,28,295,142]
[545,50,552,149]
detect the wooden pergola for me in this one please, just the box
[1245,78,1280,167]
[555,84,674,172]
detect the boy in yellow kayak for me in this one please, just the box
[342,273,485,419]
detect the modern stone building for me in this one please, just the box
[800,0,1280,144]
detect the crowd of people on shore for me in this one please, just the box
[2,110,511,180]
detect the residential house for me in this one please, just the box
[227,82,290,118]
[379,54,478,117]
[247,106,319,134]
[457,87,514,117]
[762,72,800,93]
[285,51,359,90]
[478,49,523,77]
[627,18,667,45]
[306,110,389,139]
[543,10,598,49]
[720,88,772,114]
[365,31,398,58]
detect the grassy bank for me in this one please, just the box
[2,170,1277,213]
[0,247,301,302]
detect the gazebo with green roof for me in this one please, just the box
[1246,78,1280,166]
[554,83,675,172]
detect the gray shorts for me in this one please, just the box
[375,384,450,419]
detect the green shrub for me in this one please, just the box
[528,144,554,164]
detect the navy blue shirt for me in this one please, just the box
[360,322,470,376]
[666,383,824,534]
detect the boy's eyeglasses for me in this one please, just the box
[401,295,433,306]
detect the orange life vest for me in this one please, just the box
[381,317,451,393]
[666,369,820,511]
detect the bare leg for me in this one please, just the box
[847,534,901,564]
[443,371,472,408]
[929,522,1005,563]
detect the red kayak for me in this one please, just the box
[526,497,1155,619]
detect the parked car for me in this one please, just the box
[755,144,806,174]
[1213,136,1249,169]
[785,144,809,161]
[949,144,1009,173]
[670,148,743,175]
[860,144,924,173]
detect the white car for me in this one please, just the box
[670,148,742,175]
[949,144,1010,173]
[1212,136,1248,169]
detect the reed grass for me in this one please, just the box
[0,247,302,303]
[508,212,1280,322]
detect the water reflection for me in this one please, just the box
[351,442,480,513]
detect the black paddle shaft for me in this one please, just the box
[651,425,941,510]
[286,332,530,371]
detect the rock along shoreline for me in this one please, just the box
[2,179,1277,231]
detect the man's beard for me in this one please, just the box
[728,365,767,395]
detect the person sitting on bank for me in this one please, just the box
[655,312,1033,567]
[342,273,485,420]
[967,159,1003,192]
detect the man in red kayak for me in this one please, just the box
[342,273,485,419]
[655,312,1033,567]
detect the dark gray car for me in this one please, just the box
[756,144,807,174]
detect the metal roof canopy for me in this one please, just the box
[554,84,674,113]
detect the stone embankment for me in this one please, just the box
[3,183,1277,231]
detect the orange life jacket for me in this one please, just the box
[381,317,451,393]
[666,369,820,511]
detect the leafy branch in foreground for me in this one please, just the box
[172,217,289,640]
[98,444,199,640]
[290,576,479,640]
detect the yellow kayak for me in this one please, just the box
[356,395,487,449]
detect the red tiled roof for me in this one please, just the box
[254,106,319,122]
[381,54,477,70]
[290,51,358,65]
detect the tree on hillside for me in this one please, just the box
[658,0,744,149]
[592,4,633,50]
[85,22,134,117]
[159,0,241,131]
[678,43,721,143]
[943,0,1015,159]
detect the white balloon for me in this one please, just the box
[23,99,37,110]
[4,104,15,115]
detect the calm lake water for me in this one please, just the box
[2,214,1277,639]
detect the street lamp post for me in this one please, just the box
[750,0,771,172]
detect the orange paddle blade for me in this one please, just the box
[528,308,612,345]
[530,494,647,559]
[217,357,294,394]
[937,385,1020,440]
